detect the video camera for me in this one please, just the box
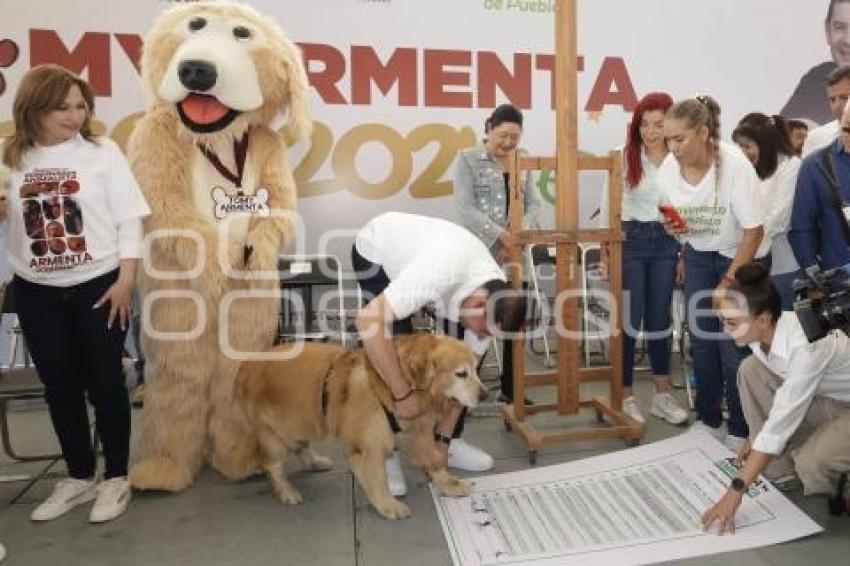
[793,265,850,342]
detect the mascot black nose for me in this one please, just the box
[178,60,217,91]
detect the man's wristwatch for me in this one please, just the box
[730,477,747,493]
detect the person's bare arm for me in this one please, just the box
[701,449,773,535]
[724,226,764,283]
[355,295,422,418]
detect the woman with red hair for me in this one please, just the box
[617,92,688,425]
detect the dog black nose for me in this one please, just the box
[178,60,217,91]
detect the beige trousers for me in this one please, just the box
[737,355,850,495]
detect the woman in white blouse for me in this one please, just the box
[732,114,803,310]
[702,262,850,534]
[609,92,688,426]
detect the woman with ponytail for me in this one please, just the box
[610,92,688,425]
[733,113,803,310]
[702,262,850,534]
[658,95,764,451]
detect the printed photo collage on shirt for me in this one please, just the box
[19,174,86,258]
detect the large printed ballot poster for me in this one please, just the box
[432,431,823,566]
[0,0,835,261]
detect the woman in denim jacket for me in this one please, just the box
[453,104,540,404]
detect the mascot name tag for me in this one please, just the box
[212,186,270,219]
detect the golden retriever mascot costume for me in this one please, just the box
[127,1,311,491]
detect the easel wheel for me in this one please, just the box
[528,451,538,466]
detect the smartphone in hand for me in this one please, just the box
[658,204,688,231]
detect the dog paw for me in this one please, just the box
[440,478,472,497]
[275,487,304,505]
[375,499,411,520]
[307,453,334,472]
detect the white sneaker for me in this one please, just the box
[89,477,132,523]
[723,434,748,455]
[447,439,494,472]
[31,478,97,522]
[622,396,645,424]
[0,542,6,562]
[650,392,688,425]
[686,420,726,443]
[384,452,407,497]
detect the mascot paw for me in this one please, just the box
[375,498,412,520]
[211,454,262,481]
[130,457,194,492]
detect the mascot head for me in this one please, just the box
[140,1,311,140]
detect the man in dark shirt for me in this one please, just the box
[789,101,850,272]
[782,0,850,124]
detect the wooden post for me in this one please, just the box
[607,150,624,411]
[555,0,580,415]
[499,0,643,464]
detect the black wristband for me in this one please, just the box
[434,433,452,446]
[393,388,414,403]
[730,477,747,493]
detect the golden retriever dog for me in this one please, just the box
[127,1,311,491]
[235,334,483,520]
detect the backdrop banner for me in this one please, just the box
[0,0,832,261]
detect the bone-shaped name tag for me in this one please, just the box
[211,187,270,219]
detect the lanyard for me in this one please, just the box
[198,133,250,189]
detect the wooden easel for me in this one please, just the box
[500,0,643,464]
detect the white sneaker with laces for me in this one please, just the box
[89,477,132,523]
[650,392,688,425]
[447,439,494,472]
[623,395,646,424]
[686,420,726,443]
[622,396,645,424]
[723,434,748,455]
[384,452,407,497]
[31,478,97,522]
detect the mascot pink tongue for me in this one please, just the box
[181,93,230,124]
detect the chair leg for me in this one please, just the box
[0,399,61,463]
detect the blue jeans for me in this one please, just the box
[682,245,750,438]
[772,270,805,311]
[622,221,679,388]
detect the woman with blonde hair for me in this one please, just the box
[1,64,149,523]
[659,95,764,451]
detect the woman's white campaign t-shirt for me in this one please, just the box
[657,142,763,258]
[5,134,150,286]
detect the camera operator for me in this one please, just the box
[789,99,850,275]
[702,263,850,535]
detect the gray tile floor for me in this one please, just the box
[1,355,849,566]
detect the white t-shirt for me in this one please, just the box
[657,142,763,258]
[598,148,666,226]
[748,312,850,455]
[755,155,802,275]
[801,120,839,158]
[5,135,150,286]
[355,212,505,323]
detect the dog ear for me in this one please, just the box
[280,42,313,142]
[402,337,438,390]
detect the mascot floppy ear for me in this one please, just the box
[280,42,312,142]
